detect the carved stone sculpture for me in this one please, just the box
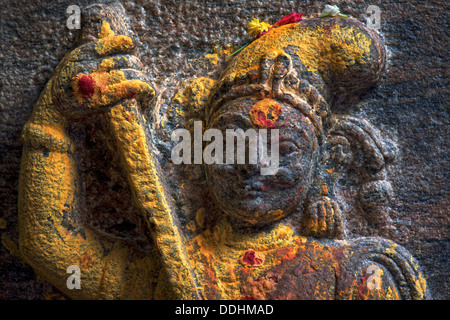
[18,3,428,299]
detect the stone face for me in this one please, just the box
[0,0,448,299]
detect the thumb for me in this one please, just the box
[73,2,135,47]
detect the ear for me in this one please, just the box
[316,116,397,234]
[303,116,398,238]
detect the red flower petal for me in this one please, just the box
[273,12,304,27]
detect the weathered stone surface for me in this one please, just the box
[0,0,448,299]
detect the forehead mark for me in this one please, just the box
[249,98,282,128]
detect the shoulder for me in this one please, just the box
[336,237,428,300]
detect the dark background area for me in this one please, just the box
[0,0,448,299]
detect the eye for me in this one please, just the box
[279,141,299,155]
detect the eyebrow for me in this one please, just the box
[212,111,313,144]
[211,112,254,128]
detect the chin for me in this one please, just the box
[222,201,292,225]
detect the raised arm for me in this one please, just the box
[18,5,158,299]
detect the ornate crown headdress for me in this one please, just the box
[206,50,332,145]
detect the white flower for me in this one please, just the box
[320,4,347,18]
[321,5,340,17]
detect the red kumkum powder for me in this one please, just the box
[242,249,265,266]
[249,98,282,129]
[77,74,96,99]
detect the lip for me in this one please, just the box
[243,180,267,191]
[244,182,263,191]
[237,181,265,198]
[243,177,297,190]
[230,170,301,197]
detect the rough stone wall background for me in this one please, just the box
[0,0,448,299]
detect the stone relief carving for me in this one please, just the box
[17,3,428,299]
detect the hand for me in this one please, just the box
[45,13,154,119]
[303,197,344,239]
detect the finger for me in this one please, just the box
[71,70,154,108]
[76,1,134,45]
[95,20,135,55]
[119,69,151,84]
[68,21,136,62]
[74,4,113,46]
[306,202,318,236]
[331,201,344,239]
[97,55,144,72]
[325,201,335,238]
[65,42,98,63]
[95,34,136,56]
[317,202,327,238]
[95,80,154,108]
[61,55,144,89]
[112,69,155,106]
